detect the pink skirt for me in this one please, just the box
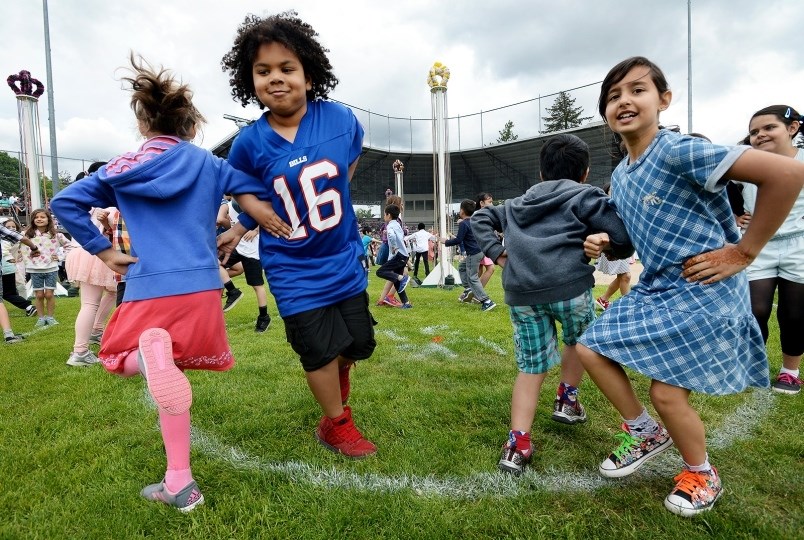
[480,256,493,266]
[66,246,117,289]
[99,290,233,374]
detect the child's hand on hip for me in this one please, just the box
[682,243,753,285]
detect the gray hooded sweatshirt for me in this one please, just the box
[471,179,633,306]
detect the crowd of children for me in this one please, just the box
[2,12,802,521]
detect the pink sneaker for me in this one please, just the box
[138,328,192,415]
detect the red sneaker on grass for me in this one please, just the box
[316,406,377,458]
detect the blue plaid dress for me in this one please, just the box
[579,130,769,395]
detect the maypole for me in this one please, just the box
[392,159,404,204]
[7,70,46,213]
[421,62,460,288]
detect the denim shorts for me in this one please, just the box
[30,271,58,291]
[509,289,596,374]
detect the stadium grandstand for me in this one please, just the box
[210,86,621,229]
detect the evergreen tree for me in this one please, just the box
[0,152,23,195]
[541,91,593,133]
[496,120,518,143]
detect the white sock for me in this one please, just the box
[624,408,659,434]
[780,367,800,378]
[3,329,13,338]
[684,454,711,472]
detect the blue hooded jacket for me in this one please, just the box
[51,142,267,301]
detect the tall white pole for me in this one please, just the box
[393,159,404,205]
[687,0,693,133]
[8,70,46,212]
[43,0,59,196]
[421,62,460,288]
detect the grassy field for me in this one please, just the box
[0,273,801,539]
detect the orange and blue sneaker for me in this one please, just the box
[664,467,722,517]
[599,423,673,478]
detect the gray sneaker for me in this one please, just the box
[4,334,24,344]
[45,316,59,326]
[35,318,48,328]
[88,330,104,345]
[66,350,98,367]
[141,479,204,513]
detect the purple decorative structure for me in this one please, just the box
[7,70,46,211]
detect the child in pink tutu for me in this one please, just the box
[64,202,118,367]
[51,54,267,512]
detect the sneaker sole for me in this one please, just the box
[223,294,243,312]
[66,359,94,367]
[771,386,800,395]
[598,436,674,478]
[138,328,192,415]
[664,487,722,517]
[498,459,525,477]
[551,411,588,425]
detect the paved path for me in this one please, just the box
[593,261,643,286]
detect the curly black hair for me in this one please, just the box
[221,11,339,109]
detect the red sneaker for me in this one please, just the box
[339,363,352,404]
[316,406,377,458]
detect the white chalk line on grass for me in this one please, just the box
[176,388,777,499]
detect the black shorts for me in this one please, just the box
[222,251,264,286]
[283,291,377,372]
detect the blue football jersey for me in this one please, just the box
[229,100,366,317]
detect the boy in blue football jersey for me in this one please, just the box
[219,11,377,458]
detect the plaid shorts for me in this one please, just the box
[509,289,595,374]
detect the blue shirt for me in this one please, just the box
[230,100,366,317]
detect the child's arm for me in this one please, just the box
[233,194,292,239]
[95,248,138,275]
[470,206,506,263]
[683,149,804,284]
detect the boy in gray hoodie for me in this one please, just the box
[471,133,633,475]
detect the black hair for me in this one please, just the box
[539,134,590,182]
[417,222,425,230]
[221,11,339,109]
[459,199,475,217]
[749,105,804,140]
[74,172,86,181]
[385,204,400,220]
[361,226,371,234]
[598,56,670,119]
[123,53,205,140]
[475,192,492,210]
[87,161,107,174]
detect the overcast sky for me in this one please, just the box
[1,0,802,181]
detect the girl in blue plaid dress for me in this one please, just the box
[577,57,804,517]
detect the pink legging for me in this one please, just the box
[73,283,116,353]
[120,349,193,492]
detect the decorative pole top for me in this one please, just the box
[427,62,450,90]
[392,159,404,173]
[7,70,45,98]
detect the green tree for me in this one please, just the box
[0,151,23,196]
[541,91,593,133]
[354,207,374,220]
[496,120,518,143]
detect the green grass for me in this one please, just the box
[1,274,801,539]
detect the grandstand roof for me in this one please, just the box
[211,118,621,206]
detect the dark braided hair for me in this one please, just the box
[122,53,205,140]
[221,11,339,109]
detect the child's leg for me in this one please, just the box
[777,278,804,372]
[464,252,489,301]
[748,278,777,342]
[479,263,494,288]
[649,381,706,466]
[34,290,45,318]
[159,408,193,492]
[74,282,103,353]
[617,272,632,296]
[510,371,548,433]
[576,344,642,419]
[558,344,584,388]
[305,358,344,418]
[423,253,430,276]
[600,277,619,302]
[44,289,55,317]
[92,288,116,333]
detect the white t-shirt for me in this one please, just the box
[227,201,259,259]
[741,148,804,238]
